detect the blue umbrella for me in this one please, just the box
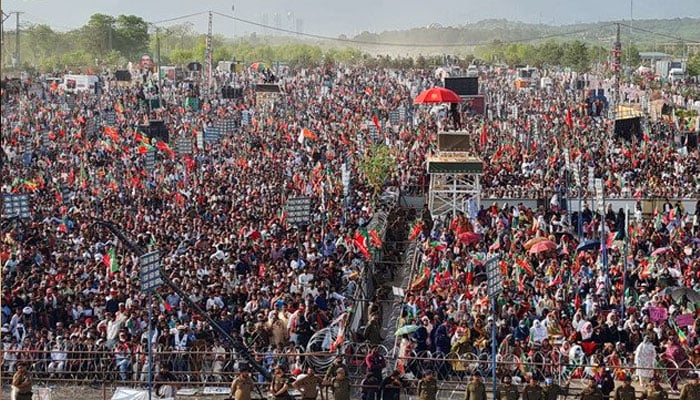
[576,240,601,252]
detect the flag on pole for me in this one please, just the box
[102,248,119,273]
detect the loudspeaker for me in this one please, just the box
[139,120,170,144]
[222,86,243,99]
[187,62,202,72]
[444,77,478,96]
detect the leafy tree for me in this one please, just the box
[563,40,590,72]
[688,52,700,77]
[26,24,61,61]
[114,15,149,60]
[621,43,641,67]
[358,144,395,197]
[80,13,116,58]
[213,47,233,63]
[538,41,564,66]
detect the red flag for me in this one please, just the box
[480,124,488,148]
[574,292,581,310]
[372,114,381,134]
[104,126,120,142]
[302,128,318,140]
[369,230,383,248]
[549,271,562,287]
[156,141,174,158]
[565,109,573,130]
[340,133,351,146]
[409,221,423,241]
[353,232,370,259]
[365,87,373,96]
[516,258,534,276]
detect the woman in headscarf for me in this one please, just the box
[529,320,548,346]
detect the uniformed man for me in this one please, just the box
[543,378,565,400]
[465,374,487,400]
[641,377,668,400]
[495,375,519,400]
[230,368,255,400]
[579,378,604,400]
[294,367,323,400]
[324,356,348,383]
[522,377,545,400]
[680,373,700,400]
[418,370,438,400]
[614,375,636,400]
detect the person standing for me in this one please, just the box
[543,378,565,400]
[579,378,604,400]
[11,363,32,400]
[231,369,255,400]
[361,371,381,400]
[270,366,290,400]
[418,370,438,400]
[331,368,351,400]
[641,377,668,400]
[294,368,323,400]
[154,364,179,398]
[522,377,545,400]
[381,370,405,400]
[680,373,700,400]
[465,375,486,400]
[614,375,637,400]
[495,375,519,400]
[365,346,386,382]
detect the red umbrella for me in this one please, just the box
[413,87,462,104]
[458,232,481,246]
[528,240,557,254]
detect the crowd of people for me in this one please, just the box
[1,60,699,397]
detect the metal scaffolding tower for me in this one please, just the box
[426,132,484,219]
[204,11,213,98]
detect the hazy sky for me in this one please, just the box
[4,0,699,37]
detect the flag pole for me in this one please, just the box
[148,292,153,400]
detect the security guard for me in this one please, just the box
[495,375,519,400]
[641,377,668,400]
[294,368,323,400]
[465,374,487,400]
[579,378,604,400]
[418,370,438,400]
[543,378,565,400]
[680,373,700,400]
[522,377,545,400]
[614,375,636,400]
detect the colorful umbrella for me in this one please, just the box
[394,325,420,336]
[250,61,267,71]
[576,240,601,253]
[650,247,672,257]
[413,87,462,104]
[528,240,557,254]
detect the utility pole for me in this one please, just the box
[611,23,621,120]
[14,11,21,67]
[204,10,213,98]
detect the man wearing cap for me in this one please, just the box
[522,377,545,400]
[11,363,32,400]
[543,378,566,400]
[579,378,603,400]
[417,370,438,400]
[680,373,700,400]
[294,368,323,400]
[641,377,668,400]
[495,375,519,400]
[615,375,636,400]
[465,374,486,400]
[231,368,255,400]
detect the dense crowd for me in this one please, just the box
[1,63,699,389]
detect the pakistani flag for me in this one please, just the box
[102,248,119,273]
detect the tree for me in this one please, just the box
[358,144,395,197]
[169,49,194,65]
[538,41,564,67]
[114,15,150,60]
[688,52,700,77]
[26,24,61,61]
[622,43,641,67]
[80,13,116,58]
[563,40,590,72]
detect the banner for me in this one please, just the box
[649,307,668,323]
[675,313,694,328]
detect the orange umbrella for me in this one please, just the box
[524,236,547,250]
[528,240,557,254]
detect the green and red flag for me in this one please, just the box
[102,248,119,273]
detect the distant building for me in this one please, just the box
[639,52,672,66]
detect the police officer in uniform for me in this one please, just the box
[465,374,487,400]
[522,377,545,400]
[579,378,604,400]
[680,373,700,400]
[543,378,565,400]
[614,375,636,400]
[641,377,668,400]
[495,375,519,400]
[418,370,438,400]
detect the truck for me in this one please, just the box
[668,68,686,83]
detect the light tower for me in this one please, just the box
[426,132,484,219]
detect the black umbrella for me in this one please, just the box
[669,287,700,304]
[576,240,601,252]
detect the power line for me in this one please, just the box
[212,11,610,48]
[150,12,209,26]
[617,22,699,43]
